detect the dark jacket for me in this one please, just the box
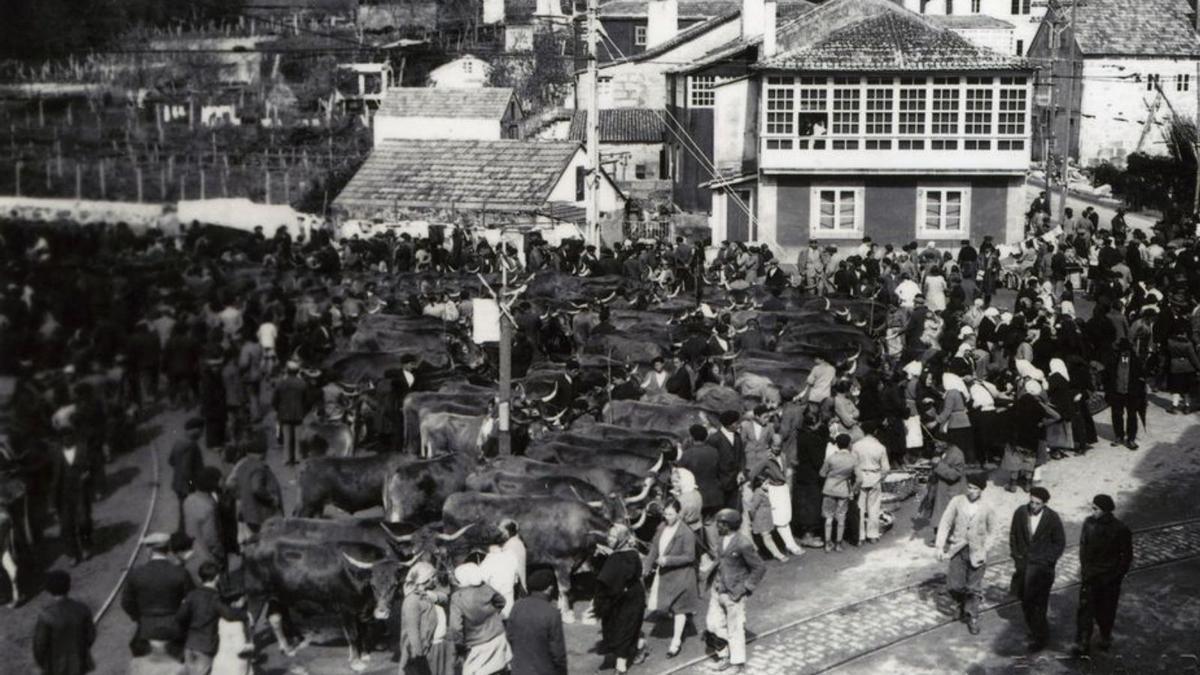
[1009,505,1066,569]
[230,455,282,527]
[121,558,194,642]
[708,429,746,499]
[1079,512,1133,584]
[676,442,722,510]
[1101,351,1147,403]
[168,439,204,498]
[33,597,95,675]
[1166,336,1200,374]
[175,586,241,656]
[506,595,568,675]
[712,531,766,601]
[272,375,310,424]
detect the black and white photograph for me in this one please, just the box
[2,0,1200,673]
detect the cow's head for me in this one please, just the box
[337,542,415,620]
[378,523,476,573]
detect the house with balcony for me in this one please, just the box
[699,0,1034,255]
[1027,0,1200,167]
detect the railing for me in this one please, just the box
[624,217,672,241]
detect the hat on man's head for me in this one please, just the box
[527,568,557,593]
[718,410,740,427]
[286,359,301,372]
[142,532,172,550]
[689,424,708,441]
[966,473,988,490]
[715,508,742,528]
[1093,494,1115,513]
[45,570,71,597]
[1030,486,1051,502]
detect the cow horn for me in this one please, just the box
[341,552,376,570]
[629,507,649,530]
[585,499,604,509]
[539,382,559,403]
[435,524,475,541]
[822,298,831,312]
[380,523,415,543]
[399,552,423,566]
[648,454,664,474]
[624,480,652,504]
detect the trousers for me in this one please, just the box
[1019,563,1056,643]
[280,423,299,464]
[184,648,213,675]
[1108,395,1139,441]
[858,485,883,540]
[1076,578,1122,644]
[705,591,747,665]
[947,548,985,621]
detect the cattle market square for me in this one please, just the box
[4,0,1200,674]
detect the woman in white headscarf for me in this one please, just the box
[449,563,511,675]
[936,364,976,465]
[1000,379,1060,492]
[1045,358,1077,458]
[399,561,454,675]
[671,468,703,532]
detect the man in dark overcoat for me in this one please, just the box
[1009,487,1066,652]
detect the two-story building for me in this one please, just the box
[892,0,1049,57]
[700,0,1034,256]
[1028,0,1200,167]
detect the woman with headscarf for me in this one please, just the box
[751,433,805,555]
[398,561,454,675]
[671,468,703,533]
[1001,379,1060,493]
[1045,358,1078,459]
[644,498,698,658]
[594,524,648,672]
[923,265,948,313]
[448,563,511,675]
[936,364,976,466]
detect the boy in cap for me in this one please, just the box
[1009,486,1065,651]
[1072,494,1133,656]
[705,508,765,673]
[935,473,996,634]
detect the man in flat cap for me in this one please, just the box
[1009,486,1065,651]
[506,568,567,675]
[708,410,746,511]
[935,473,996,635]
[122,532,194,657]
[1072,494,1133,656]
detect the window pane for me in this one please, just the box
[925,191,942,230]
[899,86,926,134]
[838,191,856,228]
[866,88,893,135]
[945,192,962,230]
[819,191,836,229]
[832,88,860,135]
[932,88,959,136]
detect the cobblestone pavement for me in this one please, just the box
[664,518,1200,675]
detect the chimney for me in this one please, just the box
[482,0,504,25]
[762,0,777,57]
[742,0,765,40]
[646,0,679,49]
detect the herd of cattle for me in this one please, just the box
[222,270,886,668]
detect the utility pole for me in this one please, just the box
[497,263,513,456]
[1194,61,1200,215]
[586,0,600,248]
[1056,0,1081,228]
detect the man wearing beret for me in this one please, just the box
[935,473,997,635]
[1072,494,1133,656]
[1009,486,1066,651]
[506,569,567,675]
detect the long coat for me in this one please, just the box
[708,430,746,508]
[182,492,225,583]
[930,444,966,528]
[643,522,698,615]
[33,597,95,675]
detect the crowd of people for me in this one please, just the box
[1,197,1198,674]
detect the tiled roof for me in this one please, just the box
[598,0,812,18]
[761,8,1032,72]
[568,108,666,143]
[376,87,516,120]
[334,140,580,212]
[928,15,1014,30]
[1070,0,1200,57]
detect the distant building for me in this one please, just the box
[373,87,523,144]
[428,55,494,87]
[333,139,625,224]
[568,108,669,198]
[891,0,1048,56]
[335,63,393,113]
[928,15,1014,55]
[1028,0,1200,166]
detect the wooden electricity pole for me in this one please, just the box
[585,0,600,248]
[1056,0,1081,228]
[498,264,513,456]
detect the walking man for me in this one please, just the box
[168,420,206,533]
[122,532,194,657]
[506,569,568,675]
[935,473,996,635]
[1009,486,1066,651]
[706,508,765,673]
[33,570,95,675]
[1071,494,1133,656]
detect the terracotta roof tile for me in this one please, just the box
[334,139,580,213]
[761,10,1031,71]
[375,87,516,120]
[568,108,666,143]
[1071,0,1200,57]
